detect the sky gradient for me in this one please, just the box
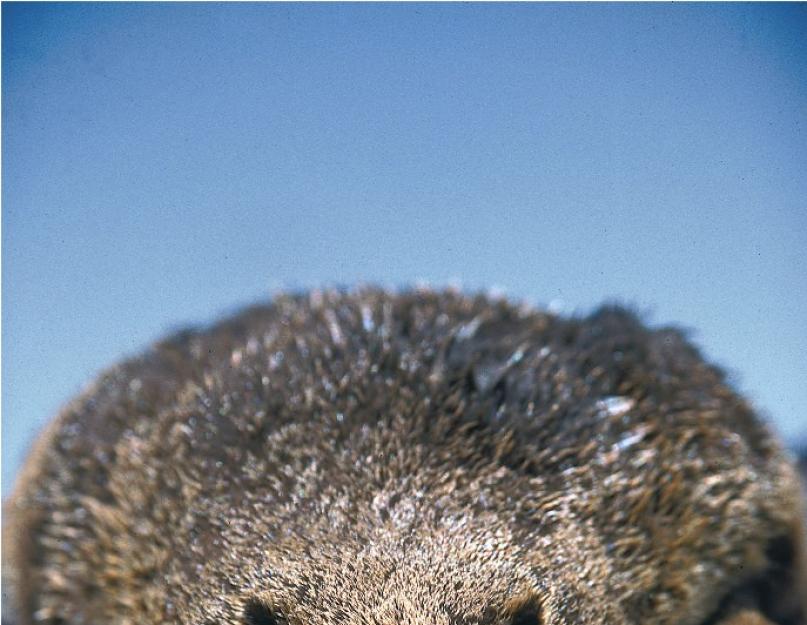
[3,3,806,495]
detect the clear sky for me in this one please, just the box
[3,3,806,495]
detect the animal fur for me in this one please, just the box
[3,288,805,625]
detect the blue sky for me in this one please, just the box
[3,3,806,495]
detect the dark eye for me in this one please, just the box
[509,599,542,625]
[696,533,803,625]
[243,599,280,625]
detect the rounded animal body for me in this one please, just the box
[4,289,805,625]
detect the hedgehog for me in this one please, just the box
[3,288,805,625]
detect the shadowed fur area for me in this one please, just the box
[3,288,805,625]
